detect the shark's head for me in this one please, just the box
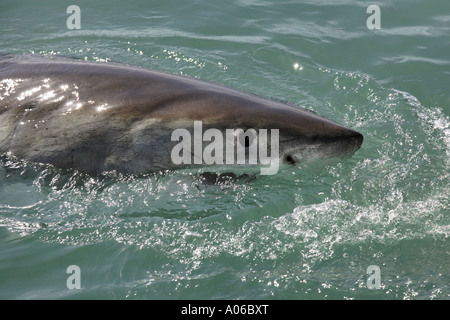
[135,77,364,175]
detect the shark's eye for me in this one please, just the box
[237,129,257,149]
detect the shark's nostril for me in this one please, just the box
[285,155,296,165]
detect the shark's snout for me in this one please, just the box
[352,131,364,151]
[279,124,364,166]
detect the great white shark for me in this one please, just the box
[0,54,363,175]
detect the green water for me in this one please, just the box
[0,0,449,300]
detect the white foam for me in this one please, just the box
[393,89,450,159]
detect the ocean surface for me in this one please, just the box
[0,0,448,300]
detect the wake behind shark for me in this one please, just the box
[0,55,363,175]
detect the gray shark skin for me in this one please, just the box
[0,55,363,174]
